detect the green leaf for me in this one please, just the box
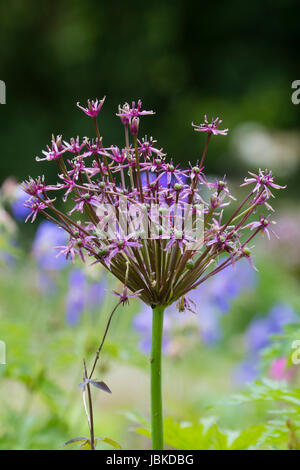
[95,437,122,450]
[64,437,89,447]
[90,380,112,394]
[80,440,92,450]
[228,425,266,450]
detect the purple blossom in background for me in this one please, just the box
[234,303,298,383]
[32,221,106,319]
[37,270,57,294]
[233,360,258,384]
[11,187,31,221]
[245,304,297,353]
[86,278,106,311]
[65,269,86,325]
[65,269,107,326]
[133,259,257,353]
[32,221,69,270]
[133,305,171,354]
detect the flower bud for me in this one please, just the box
[98,248,108,257]
[210,194,220,209]
[243,247,251,256]
[136,229,146,239]
[186,260,194,269]
[129,117,140,135]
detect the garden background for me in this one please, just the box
[0,0,300,450]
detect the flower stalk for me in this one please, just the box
[151,305,165,450]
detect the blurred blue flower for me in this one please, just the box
[65,269,107,326]
[235,303,298,383]
[245,303,297,353]
[37,270,57,293]
[11,187,31,221]
[233,359,258,384]
[65,269,86,326]
[133,304,171,353]
[86,278,107,311]
[32,221,69,270]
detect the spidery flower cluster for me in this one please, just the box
[23,98,285,308]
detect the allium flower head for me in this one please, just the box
[22,98,285,308]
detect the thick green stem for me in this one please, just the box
[151,305,165,450]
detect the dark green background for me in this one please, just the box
[0,0,299,186]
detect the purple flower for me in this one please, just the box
[23,97,285,309]
[192,116,229,136]
[63,136,88,154]
[244,216,278,240]
[36,135,67,162]
[77,97,106,118]
[32,221,69,270]
[22,176,52,197]
[105,234,142,266]
[117,100,154,126]
[138,137,164,159]
[241,169,286,197]
[165,230,195,253]
[25,198,53,223]
[111,286,143,306]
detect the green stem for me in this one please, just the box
[151,305,165,450]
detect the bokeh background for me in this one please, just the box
[0,0,300,450]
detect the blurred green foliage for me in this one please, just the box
[0,250,299,449]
